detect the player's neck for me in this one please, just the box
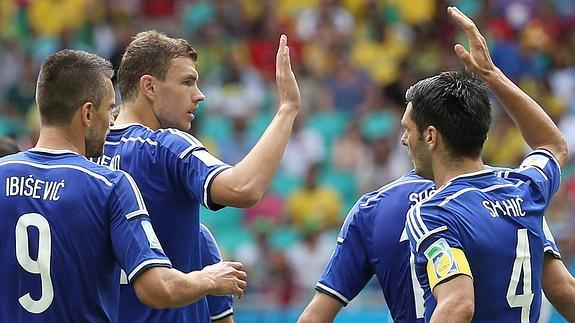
[432,157,484,187]
[115,99,161,130]
[35,126,84,155]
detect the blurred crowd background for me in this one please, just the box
[1,0,575,321]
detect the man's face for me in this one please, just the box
[401,103,433,180]
[85,78,115,158]
[152,57,205,131]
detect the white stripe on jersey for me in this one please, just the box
[0,160,113,186]
[544,246,561,258]
[166,129,202,147]
[359,179,432,208]
[203,165,232,209]
[127,258,172,282]
[316,282,350,304]
[438,181,526,207]
[105,136,158,146]
[407,207,425,240]
[530,149,560,168]
[124,210,149,220]
[119,170,148,215]
[210,308,233,321]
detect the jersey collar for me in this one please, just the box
[29,147,80,155]
[446,169,494,183]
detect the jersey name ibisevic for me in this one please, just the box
[93,124,231,322]
[317,172,434,322]
[407,150,562,322]
[0,149,170,322]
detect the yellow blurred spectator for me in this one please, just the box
[28,0,88,37]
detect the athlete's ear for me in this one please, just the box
[426,126,438,150]
[80,102,94,128]
[140,75,156,100]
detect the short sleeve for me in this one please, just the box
[316,202,372,306]
[109,172,171,282]
[200,224,233,320]
[500,149,561,205]
[542,217,561,259]
[163,130,231,211]
[406,204,472,290]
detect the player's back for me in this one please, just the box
[409,163,559,322]
[317,172,434,322]
[0,149,130,322]
[96,124,230,322]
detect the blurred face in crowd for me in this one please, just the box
[85,79,115,157]
[152,57,205,131]
[401,103,433,180]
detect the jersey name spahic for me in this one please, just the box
[93,123,231,323]
[407,149,561,322]
[0,149,170,322]
[317,172,434,322]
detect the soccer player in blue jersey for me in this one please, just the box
[403,7,575,322]
[93,31,300,322]
[0,49,247,322]
[297,172,434,323]
[200,224,234,323]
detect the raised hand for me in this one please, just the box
[448,6,497,79]
[202,261,247,299]
[276,34,301,112]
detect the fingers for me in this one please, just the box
[453,44,471,65]
[448,6,486,49]
[276,34,288,71]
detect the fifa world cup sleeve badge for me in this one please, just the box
[424,238,472,288]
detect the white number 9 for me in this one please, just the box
[15,213,54,313]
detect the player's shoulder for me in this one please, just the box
[358,172,434,210]
[108,124,205,157]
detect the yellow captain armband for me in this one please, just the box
[424,238,472,289]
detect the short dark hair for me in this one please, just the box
[0,137,19,157]
[406,71,492,158]
[118,30,198,103]
[36,49,114,126]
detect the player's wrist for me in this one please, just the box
[277,103,299,116]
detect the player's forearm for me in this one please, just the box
[542,256,575,320]
[298,292,342,323]
[213,106,298,207]
[134,268,214,309]
[430,301,473,323]
[484,69,567,167]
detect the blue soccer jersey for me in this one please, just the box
[200,224,234,321]
[0,148,170,322]
[93,123,231,322]
[317,172,435,322]
[406,149,562,322]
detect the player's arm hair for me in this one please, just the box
[297,292,343,323]
[132,262,246,309]
[542,254,575,321]
[209,35,300,208]
[430,275,474,323]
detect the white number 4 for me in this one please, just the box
[506,228,534,323]
[15,213,54,314]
